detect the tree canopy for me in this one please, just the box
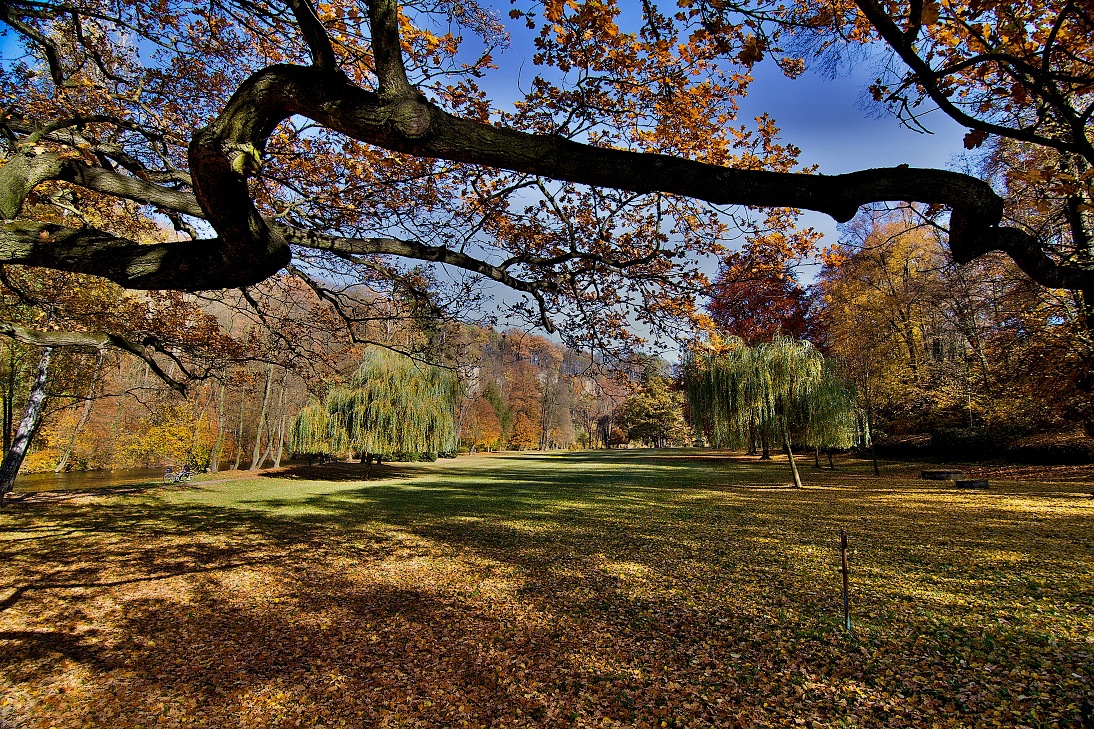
[1,0,1089,362]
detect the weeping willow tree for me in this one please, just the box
[684,336,867,488]
[291,348,459,467]
[802,361,870,469]
[289,399,339,465]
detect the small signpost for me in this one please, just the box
[840,528,851,633]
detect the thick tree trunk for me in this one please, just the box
[0,346,52,504]
[783,433,803,490]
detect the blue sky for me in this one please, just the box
[737,62,969,249]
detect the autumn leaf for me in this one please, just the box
[963,129,990,149]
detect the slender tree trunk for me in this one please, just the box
[455,389,469,453]
[54,351,103,472]
[273,377,287,466]
[233,386,246,470]
[760,436,771,460]
[257,432,274,469]
[813,445,821,469]
[273,413,287,468]
[828,450,835,469]
[255,383,283,468]
[210,385,226,472]
[108,359,135,468]
[862,357,881,477]
[4,342,17,453]
[783,433,803,489]
[249,367,274,470]
[866,387,880,477]
[257,376,285,469]
[0,347,52,504]
[189,385,212,468]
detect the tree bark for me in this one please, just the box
[0,346,52,504]
[1,63,1085,296]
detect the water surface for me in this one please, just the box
[14,468,165,493]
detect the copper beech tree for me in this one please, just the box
[0,0,1090,360]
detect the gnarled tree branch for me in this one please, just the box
[0,320,188,392]
[1,49,1088,295]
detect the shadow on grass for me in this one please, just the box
[260,461,419,482]
[1,449,1091,727]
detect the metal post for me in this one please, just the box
[840,528,851,633]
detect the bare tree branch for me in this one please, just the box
[284,0,337,71]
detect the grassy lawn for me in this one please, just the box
[1,450,1091,728]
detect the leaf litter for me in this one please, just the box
[0,450,1090,728]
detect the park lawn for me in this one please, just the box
[0,451,1091,729]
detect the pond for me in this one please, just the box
[13,468,167,493]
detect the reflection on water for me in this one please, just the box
[14,468,165,493]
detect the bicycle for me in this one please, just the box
[163,465,194,484]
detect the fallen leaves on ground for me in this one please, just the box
[0,450,1090,728]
